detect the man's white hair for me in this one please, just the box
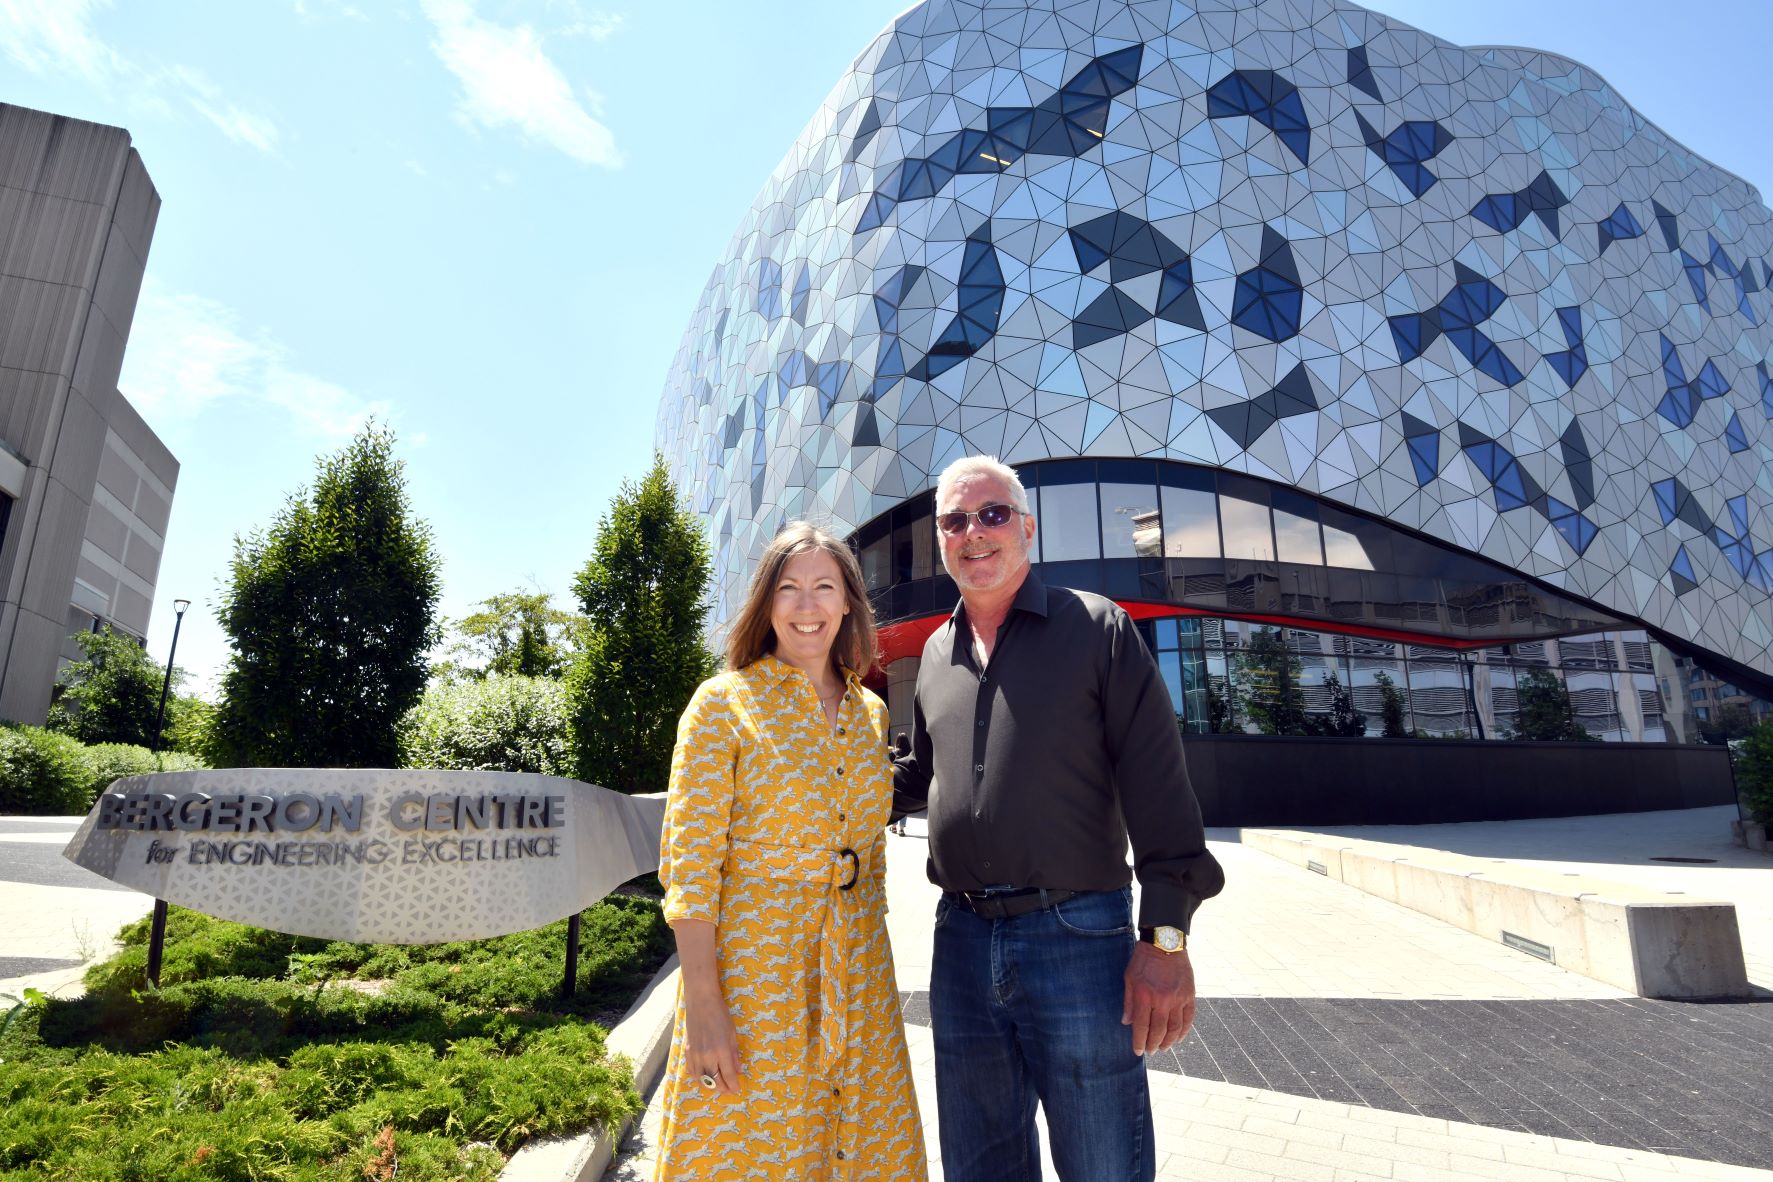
[935,454,1031,514]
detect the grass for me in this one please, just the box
[0,887,672,1180]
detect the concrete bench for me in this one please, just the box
[1241,829,1751,1000]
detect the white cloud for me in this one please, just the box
[293,0,368,22]
[0,2,279,152]
[420,0,622,168]
[165,66,281,152]
[0,0,119,81]
[120,280,393,441]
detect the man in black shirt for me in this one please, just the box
[895,455,1225,1182]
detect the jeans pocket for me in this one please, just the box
[1051,889,1134,937]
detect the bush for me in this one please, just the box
[0,724,91,814]
[2,894,671,1179]
[80,742,206,801]
[1732,719,1773,825]
[398,674,573,775]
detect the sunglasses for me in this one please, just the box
[935,503,1024,535]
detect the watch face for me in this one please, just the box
[1156,927,1184,952]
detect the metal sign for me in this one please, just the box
[62,769,666,944]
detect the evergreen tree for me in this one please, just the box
[1506,667,1591,741]
[568,455,716,794]
[1373,670,1408,738]
[209,424,441,768]
[46,627,169,747]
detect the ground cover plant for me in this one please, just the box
[0,892,671,1180]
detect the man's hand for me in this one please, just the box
[1121,941,1196,1055]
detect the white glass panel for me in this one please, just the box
[1219,495,1275,561]
[1322,524,1375,569]
[1037,482,1100,561]
[1100,482,1160,558]
[1273,509,1323,565]
[1161,486,1219,557]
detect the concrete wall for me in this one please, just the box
[0,104,172,724]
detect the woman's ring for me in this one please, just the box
[700,1072,718,1089]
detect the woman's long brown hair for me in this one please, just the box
[725,521,879,678]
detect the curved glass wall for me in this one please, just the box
[851,457,1632,643]
[850,458,1773,745]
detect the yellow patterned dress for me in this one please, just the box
[654,655,927,1182]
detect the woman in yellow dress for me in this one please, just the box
[654,522,928,1182]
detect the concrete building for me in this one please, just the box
[0,104,176,725]
[657,0,1772,822]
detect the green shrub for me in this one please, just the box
[81,742,206,800]
[1732,719,1773,825]
[398,674,573,775]
[0,724,92,814]
[2,893,669,1179]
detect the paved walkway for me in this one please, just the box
[609,806,1773,1181]
[0,815,150,994]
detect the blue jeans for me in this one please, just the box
[931,886,1154,1182]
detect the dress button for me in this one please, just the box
[974,763,984,774]
[977,718,986,727]
[836,1151,846,1161]
[837,767,844,776]
[832,1085,841,1096]
[838,727,846,735]
[838,813,846,823]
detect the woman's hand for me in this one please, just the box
[671,918,744,1096]
[682,983,745,1097]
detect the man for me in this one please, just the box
[895,454,1225,1182]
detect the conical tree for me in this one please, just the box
[209,424,441,768]
[568,455,716,794]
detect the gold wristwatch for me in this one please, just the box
[1139,925,1187,953]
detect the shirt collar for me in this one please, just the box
[948,565,1048,632]
[753,652,863,694]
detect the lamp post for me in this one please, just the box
[149,598,192,755]
[146,597,190,988]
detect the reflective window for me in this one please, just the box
[1407,659,1470,737]
[1101,481,1160,558]
[1219,495,1275,561]
[1274,509,1323,565]
[1321,523,1375,569]
[1036,479,1100,562]
[1161,486,1220,557]
[861,534,891,591]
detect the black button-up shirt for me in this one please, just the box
[894,570,1224,930]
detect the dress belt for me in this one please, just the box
[724,836,880,1078]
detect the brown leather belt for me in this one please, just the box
[951,887,1077,920]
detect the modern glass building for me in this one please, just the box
[657,0,1772,819]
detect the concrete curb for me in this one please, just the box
[501,954,680,1182]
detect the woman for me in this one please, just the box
[653,522,927,1182]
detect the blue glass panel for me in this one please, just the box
[1728,495,1750,537]
[1726,412,1750,454]
[1696,360,1729,399]
[756,258,783,320]
[1760,363,1773,419]
[1556,306,1583,347]
[1492,461,1529,510]
[1406,433,1438,485]
[1231,265,1303,341]
[1680,250,1710,309]
[1207,69,1310,163]
[1657,388,1696,428]
[1671,546,1697,583]
[1389,313,1426,362]
[1652,479,1679,525]
[1472,193,1521,232]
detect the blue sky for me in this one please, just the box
[2,0,1768,694]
